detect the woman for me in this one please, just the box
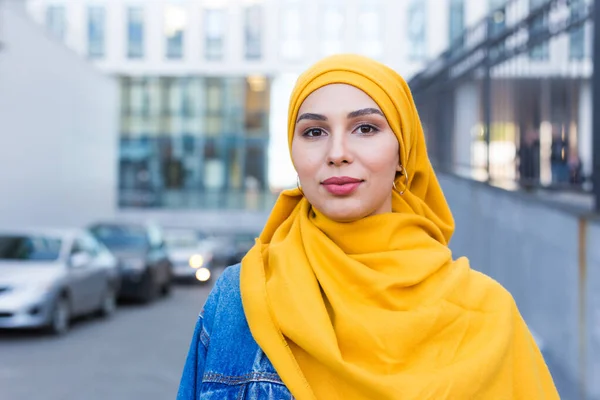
[177,54,558,399]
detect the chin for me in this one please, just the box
[314,199,372,223]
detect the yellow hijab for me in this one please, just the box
[240,54,558,399]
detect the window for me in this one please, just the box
[280,0,303,60]
[407,1,426,61]
[569,0,585,60]
[165,4,186,59]
[357,0,383,58]
[127,6,144,59]
[529,0,549,60]
[87,6,105,59]
[244,4,263,60]
[204,8,225,60]
[449,0,464,47]
[46,5,66,41]
[322,1,344,56]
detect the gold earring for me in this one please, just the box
[296,175,303,195]
[394,166,409,195]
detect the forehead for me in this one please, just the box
[298,84,380,114]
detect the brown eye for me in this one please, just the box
[356,125,378,135]
[304,128,325,137]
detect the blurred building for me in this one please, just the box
[411,0,593,194]
[23,0,484,212]
[0,0,118,228]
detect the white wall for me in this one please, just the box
[0,1,118,228]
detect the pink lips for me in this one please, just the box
[321,176,363,196]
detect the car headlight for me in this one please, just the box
[189,254,204,269]
[21,281,55,295]
[195,268,211,282]
[121,258,146,271]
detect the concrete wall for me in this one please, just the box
[0,2,118,229]
[439,172,599,400]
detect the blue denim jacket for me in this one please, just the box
[177,264,294,400]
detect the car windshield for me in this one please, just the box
[90,225,148,250]
[0,235,63,261]
[164,230,199,249]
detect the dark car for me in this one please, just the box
[89,222,173,303]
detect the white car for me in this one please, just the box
[164,228,215,283]
[0,228,120,335]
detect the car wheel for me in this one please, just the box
[48,296,70,336]
[98,285,117,318]
[140,271,158,304]
[161,279,172,297]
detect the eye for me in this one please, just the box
[303,128,326,138]
[355,124,379,135]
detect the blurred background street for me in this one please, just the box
[0,269,220,400]
[0,0,599,399]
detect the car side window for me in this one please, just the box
[147,225,164,250]
[73,234,99,257]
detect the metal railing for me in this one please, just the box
[409,0,599,211]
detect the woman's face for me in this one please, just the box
[291,84,401,222]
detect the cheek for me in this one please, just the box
[292,142,322,178]
[361,141,399,176]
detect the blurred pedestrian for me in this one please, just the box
[177,54,558,399]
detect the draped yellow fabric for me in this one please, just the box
[240,54,558,399]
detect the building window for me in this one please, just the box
[321,1,345,56]
[165,4,186,59]
[127,6,144,59]
[449,0,464,48]
[569,0,585,60]
[46,5,66,41]
[529,0,549,60]
[280,0,303,60]
[244,4,263,60]
[407,1,426,61]
[204,8,225,61]
[357,0,383,58]
[87,6,105,59]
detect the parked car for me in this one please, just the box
[89,221,173,303]
[202,231,258,268]
[0,228,120,335]
[163,228,215,283]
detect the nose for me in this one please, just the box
[326,131,353,166]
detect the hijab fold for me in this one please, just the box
[240,54,558,399]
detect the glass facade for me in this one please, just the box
[244,5,262,60]
[569,0,586,60]
[357,0,383,58]
[118,76,271,210]
[321,1,345,56]
[205,8,225,60]
[127,6,144,59]
[280,0,303,60]
[87,6,105,59]
[407,1,426,61]
[529,0,549,60]
[165,4,186,59]
[46,5,66,41]
[449,0,464,47]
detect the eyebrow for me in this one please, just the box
[347,108,385,118]
[296,108,385,123]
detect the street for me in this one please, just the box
[0,271,219,400]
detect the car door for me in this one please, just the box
[146,225,171,286]
[67,235,103,315]
[79,233,111,309]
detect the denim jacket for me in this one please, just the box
[177,264,294,400]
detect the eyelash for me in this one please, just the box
[301,124,380,138]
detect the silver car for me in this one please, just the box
[0,228,120,335]
[164,228,215,283]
